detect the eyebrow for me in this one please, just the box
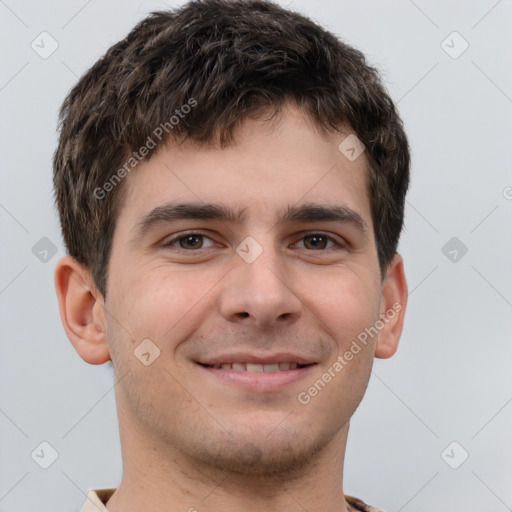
[132,201,369,243]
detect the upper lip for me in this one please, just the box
[197,352,317,366]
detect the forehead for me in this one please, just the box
[116,106,372,232]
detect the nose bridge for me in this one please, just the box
[219,233,302,327]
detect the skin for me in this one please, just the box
[55,104,407,512]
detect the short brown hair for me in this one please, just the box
[53,0,410,298]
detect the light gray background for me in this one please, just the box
[1,1,511,511]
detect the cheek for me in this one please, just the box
[295,268,379,405]
[296,275,378,425]
[300,267,381,347]
[108,266,219,362]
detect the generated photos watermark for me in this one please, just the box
[297,301,403,405]
[93,97,198,200]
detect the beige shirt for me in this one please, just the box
[80,488,383,512]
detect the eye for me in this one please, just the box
[163,232,216,250]
[294,233,342,250]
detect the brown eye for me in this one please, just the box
[178,234,204,249]
[302,234,330,250]
[163,232,216,250]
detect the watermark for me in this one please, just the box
[441,441,469,469]
[441,236,468,263]
[440,31,469,60]
[297,302,403,405]
[32,236,58,263]
[31,441,59,469]
[31,31,59,60]
[93,97,198,200]
[338,134,365,161]
[134,338,161,366]
[236,236,263,263]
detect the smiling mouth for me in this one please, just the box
[198,362,314,372]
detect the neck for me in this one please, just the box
[106,414,351,512]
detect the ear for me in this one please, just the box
[54,255,111,365]
[375,253,408,359]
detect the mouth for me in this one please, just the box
[195,355,317,391]
[198,362,313,372]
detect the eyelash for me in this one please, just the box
[162,231,345,251]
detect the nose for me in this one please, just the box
[218,239,303,330]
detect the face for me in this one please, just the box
[103,106,390,475]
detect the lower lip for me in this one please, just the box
[197,364,317,392]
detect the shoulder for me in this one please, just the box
[345,493,384,512]
[80,488,116,512]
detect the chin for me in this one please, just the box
[188,425,331,477]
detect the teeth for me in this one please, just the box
[206,362,305,372]
[246,363,263,373]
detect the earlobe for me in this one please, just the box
[375,253,408,359]
[54,256,111,365]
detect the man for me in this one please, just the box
[53,0,409,510]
